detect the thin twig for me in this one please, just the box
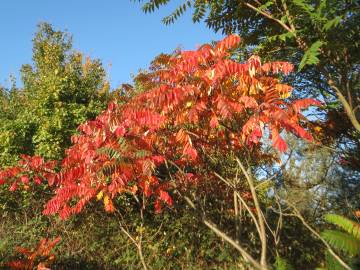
[183,196,266,270]
[236,158,268,268]
[288,203,352,270]
[115,210,149,270]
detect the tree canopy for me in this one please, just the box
[0,23,110,164]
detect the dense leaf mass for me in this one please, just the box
[0,155,57,191]
[1,35,320,219]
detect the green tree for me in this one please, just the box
[0,23,110,164]
[0,82,36,165]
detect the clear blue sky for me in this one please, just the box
[0,0,223,88]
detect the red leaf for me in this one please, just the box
[108,102,117,111]
[34,176,42,185]
[159,190,173,206]
[154,199,162,214]
[183,146,198,161]
[104,198,115,213]
[151,155,165,165]
[291,124,313,141]
[239,96,258,109]
[20,176,29,185]
[47,174,56,186]
[9,182,18,192]
[6,261,27,269]
[215,34,241,52]
[210,114,219,129]
[22,35,319,219]
[114,126,126,137]
[37,262,51,270]
[271,127,287,152]
[293,98,322,113]
[249,127,262,144]
[140,180,152,197]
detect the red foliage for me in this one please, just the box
[6,237,61,270]
[0,155,57,191]
[1,35,320,218]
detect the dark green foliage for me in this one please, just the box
[141,0,170,13]
[162,1,192,25]
[0,23,110,268]
[0,198,240,269]
[274,256,294,270]
[133,2,360,267]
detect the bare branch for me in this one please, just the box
[236,158,268,268]
[183,196,267,270]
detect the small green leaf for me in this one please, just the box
[274,255,294,270]
[292,0,314,15]
[299,41,323,70]
[322,16,342,31]
[258,1,273,11]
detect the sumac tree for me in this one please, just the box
[0,35,320,221]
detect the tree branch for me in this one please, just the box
[183,195,267,270]
[236,158,268,268]
[289,205,352,270]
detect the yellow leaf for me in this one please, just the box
[249,85,257,95]
[208,69,215,80]
[96,190,103,201]
[249,65,256,78]
[314,126,322,133]
[103,195,109,207]
[280,91,291,99]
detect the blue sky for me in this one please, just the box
[0,0,223,88]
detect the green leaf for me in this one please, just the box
[321,230,360,256]
[97,146,122,161]
[274,255,294,270]
[258,1,273,12]
[325,250,347,270]
[192,0,207,23]
[292,0,314,15]
[268,31,295,43]
[322,16,342,32]
[326,101,341,109]
[315,0,327,16]
[325,214,360,240]
[142,0,170,13]
[162,1,192,25]
[133,149,151,159]
[299,41,323,70]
